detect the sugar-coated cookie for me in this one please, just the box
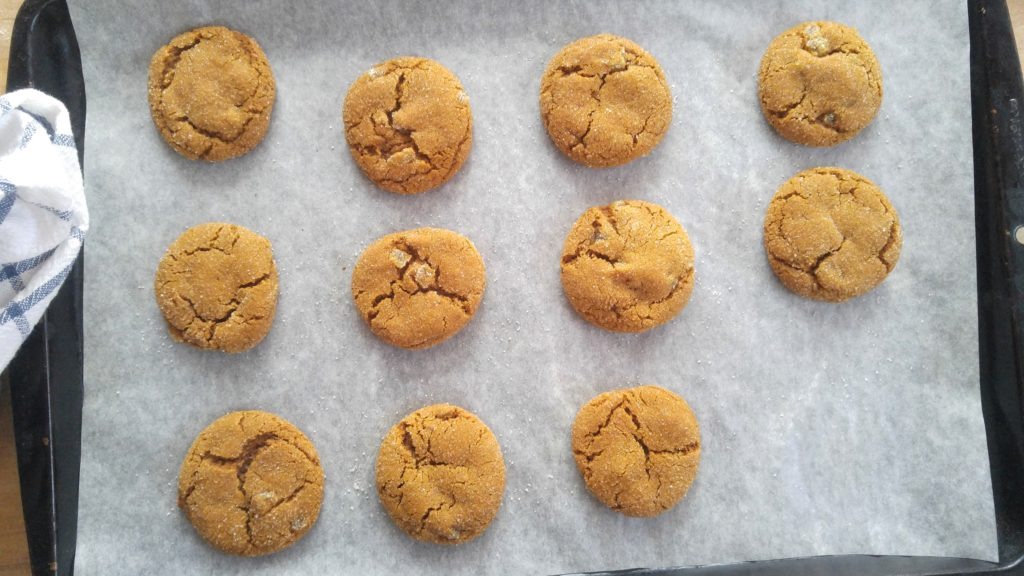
[351,228,485,349]
[376,404,505,544]
[540,34,672,167]
[763,167,902,302]
[758,21,882,147]
[561,200,694,332]
[154,222,278,352]
[148,26,275,161]
[572,385,701,517]
[178,410,324,556]
[343,57,472,194]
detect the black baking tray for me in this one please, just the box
[4,0,1021,575]
[5,0,84,574]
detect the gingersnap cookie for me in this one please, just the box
[540,34,672,168]
[178,410,324,556]
[764,167,902,302]
[343,57,472,194]
[154,222,278,352]
[148,26,275,161]
[758,21,882,147]
[572,385,701,517]
[376,404,506,544]
[560,200,694,332]
[351,228,485,349]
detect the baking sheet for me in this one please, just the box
[69,0,995,573]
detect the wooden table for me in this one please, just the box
[2,2,1024,575]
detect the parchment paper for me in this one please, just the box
[69,1,995,574]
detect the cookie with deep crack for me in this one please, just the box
[376,404,505,544]
[343,57,472,194]
[178,410,324,556]
[351,228,485,349]
[154,222,278,352]
[758,21,882,147]
[572,385,701,518]
[560,200,694,332]
[540,34,672,168]
[147,26,275,161]
[764,167,902,302]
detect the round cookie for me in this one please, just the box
[560,200,694,332]
[343,57,472,194]
[351,228,485,349]
[154,222,278,352]
[540,34,672,168]
[763,167,902,302]
[148,26,275,161]
[376,404,506,545]
[572,385,701,517]
[178,410,324,556]
[758,21,882,147]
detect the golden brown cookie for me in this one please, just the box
[351,228,485,349]
[154,222,278,352]
[764,167,902,302]
[572,385,701,517]
[758,21,882,147]
[540,34,672,168]
[560,200,694,332]
[376,404,506,544]
[342,57,472,194]
[147,26,275,161]
[178,410,324,556]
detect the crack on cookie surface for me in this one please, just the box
[157,36,203,90]
[364,240,473,323]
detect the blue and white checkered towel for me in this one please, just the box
[0,89,87,370]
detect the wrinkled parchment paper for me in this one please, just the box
[69,1,995,574]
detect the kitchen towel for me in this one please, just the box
[0,88,86,370]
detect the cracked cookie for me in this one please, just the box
[764,167,902,302]
[758,21,882,147]
[343,56,472,194]
[351,227,485,349]
[376,404,505,544]
[561,200,694,332]
[154,222,278,352]
[148,26,275,161]
[540,34,672,168]
[178,410,324,556]
[572,385,701,518]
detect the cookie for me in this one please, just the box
[572,385,701,517]
[376,404,506,544]
[147,26,275,161]
[763,167,902,302]
[540,34,672,168]
[758,21,882,147]
[351,228,485,349]
[154,222,278,352]
[560,200,694,332]
[343,57,472,194]
[178,410,324,556]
